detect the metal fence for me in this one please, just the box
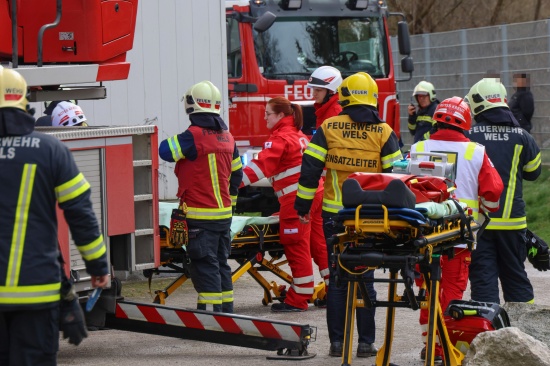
[392,19,550,150]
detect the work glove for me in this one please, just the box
[169,208,188,248]
[59,281,88,345]
[525,229,550,271]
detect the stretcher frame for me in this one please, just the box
[333,203,481,366]
[148,223,326,307]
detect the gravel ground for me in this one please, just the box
[57,261,549,366]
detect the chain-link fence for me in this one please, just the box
[392,19,550,151]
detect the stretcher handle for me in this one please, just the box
[339,252,422,267]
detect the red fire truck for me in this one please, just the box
[227,0,413,214]
[226,0,413,151]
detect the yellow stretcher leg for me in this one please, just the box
[424,256,464,366]
[342,282,358,366]
[374,270,398,366]
[154,274,189,304]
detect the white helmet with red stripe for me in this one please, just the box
[52,101,88,126]
[183,80,222,115]
[307,66,342,93]
[465,78,508,116]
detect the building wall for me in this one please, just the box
[31,0,227,200]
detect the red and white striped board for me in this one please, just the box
[115,301,305,344]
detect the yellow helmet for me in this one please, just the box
[338,72,378,108]
[0,67,28,111]
[183,80,222,115]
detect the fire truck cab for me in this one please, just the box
[228,0,413,215]
[226,0,413,151]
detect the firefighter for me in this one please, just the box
[295,72,403,357]
[51,101,89,127]
[0,67,109,365]
[307,66,343,129]
[158,81,243,313]
[240,97,327,312]
[408,81,440,142]
[466,78,542,304]
[410,97,504,361]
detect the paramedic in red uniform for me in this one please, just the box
[295,72,403,358]
[240,97,327,312]
[0,68,109,365]
[466,78,542,305]
[410,97,503,361]
[159,81,243,313]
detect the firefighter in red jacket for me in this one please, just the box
[0,67,109,366]
[307,66,343,129]
[240,97,327,312]
[159,81,243,313]
[410,97,504,361]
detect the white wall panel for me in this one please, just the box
[31,0,227,200]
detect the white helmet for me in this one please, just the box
[307,66,342,93]
[183,80,222,115]
[52,101,88,126]
[413,81,437,102]
[465,78,508,116]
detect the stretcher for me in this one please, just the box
[331,176,487,366]
[147,203,326,306]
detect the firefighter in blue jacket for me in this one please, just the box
[0,67,109,365]
[466,77,542,304]
[294,72,402,358]
[159,80,243,313]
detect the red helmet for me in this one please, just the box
[433,96,472,130]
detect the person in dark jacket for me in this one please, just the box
[159,80,243,313]
[508,73,534,133]
[295,72,402,358]
[466,77,542,305]
[408,81,439,142]
[0,68,109,366]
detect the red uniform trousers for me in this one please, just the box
[309,186,329,285]
[417,248,471,340]
[278,193,314,310]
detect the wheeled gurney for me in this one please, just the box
[331,174,486,366]
[148,203,326,306]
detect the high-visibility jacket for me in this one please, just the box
[295,109,403,217]
[408,100,439,142]
[314,94,342,129]
[0,113,108,310]
[241,116,310,198]
[468,121,541,230]
[411,129,503,218]
[159,120,242,222]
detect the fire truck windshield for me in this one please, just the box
[254,17,387,81]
